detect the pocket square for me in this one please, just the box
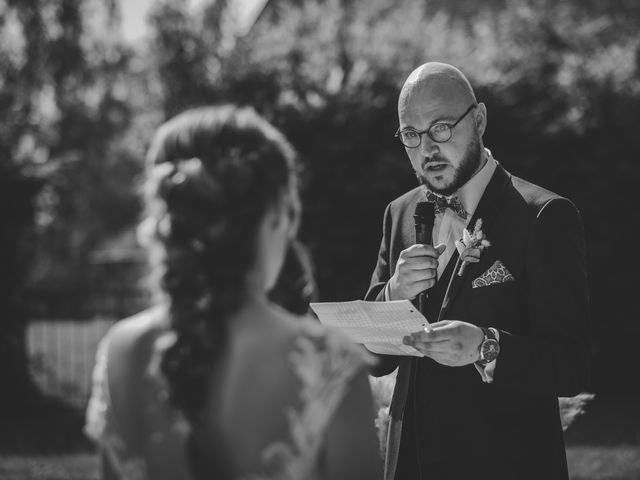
[472,260,515,288]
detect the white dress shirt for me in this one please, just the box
[433,150,497,279]
[386,148,499,382]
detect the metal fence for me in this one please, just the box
[29,286,151,322]
[25,257,152,410]
[27,319,115,410]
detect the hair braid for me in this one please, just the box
[141,105,297,425]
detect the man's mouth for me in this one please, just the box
[424,163,448,172]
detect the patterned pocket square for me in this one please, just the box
[472,260,515,288]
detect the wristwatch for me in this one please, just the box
[476,327,500,366]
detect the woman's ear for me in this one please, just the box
[285,191,301,239]
[270,190,301,239]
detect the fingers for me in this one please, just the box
[402,335,455,360]
[397,266,437,285]
[435,243,447,255]
[406,268,437,282]
[429,320,454,329]
[403,243,447,259]
[400,244,446,270]
[393,256,438,297]
[405,321,485,366]
[404,330,446,345]
[402,335,448,347]
[398,244,446,271]
[406,259,438,272]
[460,248,482,263]
[390,244,446,300]
[403,320,455,344]
[412,277,436,291]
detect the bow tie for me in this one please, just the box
[424,189,468,219]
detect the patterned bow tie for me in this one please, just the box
[424,189,468,219]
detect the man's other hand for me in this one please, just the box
[403,320,484,367]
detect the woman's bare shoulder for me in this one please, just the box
[102,305,169,358]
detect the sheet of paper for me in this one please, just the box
[309,300,429,357]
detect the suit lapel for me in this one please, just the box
[400,191,424,248]
[437,165,512,320]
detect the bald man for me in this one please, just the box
[366,63,590,480]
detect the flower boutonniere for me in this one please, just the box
[454,218,491,276]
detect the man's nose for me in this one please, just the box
[419,133,439,157]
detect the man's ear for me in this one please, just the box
[475,102,487,137]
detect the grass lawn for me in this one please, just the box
[567,446,640,480]
[2,445,639,480]
[0,454,98,480]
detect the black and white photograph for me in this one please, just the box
[0,0,638,479]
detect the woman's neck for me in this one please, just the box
[226,286,274,333]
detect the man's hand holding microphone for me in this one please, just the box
[387,243,446,301]
[388,201,485,367]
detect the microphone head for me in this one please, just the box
[414,201,435,223]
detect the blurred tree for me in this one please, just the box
[146,0,221,117]
[139,0,640,392]
[0,0,137,411]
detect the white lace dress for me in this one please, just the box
[85,310,374,480]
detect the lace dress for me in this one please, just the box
[85,309,375,480]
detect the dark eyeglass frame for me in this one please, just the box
[395,104,478,147]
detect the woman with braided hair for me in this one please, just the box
[85,105,382,480]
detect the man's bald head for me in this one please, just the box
[396,62,487,196]
[398,62,476,118]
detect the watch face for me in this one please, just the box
[481,339,500,363]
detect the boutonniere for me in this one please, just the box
[454,218,491,276]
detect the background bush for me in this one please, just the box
[184,0,638,393]
[4,0,638,395]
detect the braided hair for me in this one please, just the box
[142,105,297,432]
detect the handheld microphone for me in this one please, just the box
[414,201,435,314]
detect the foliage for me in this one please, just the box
[175,0,638,391]
[25,1,143,288]
[7,0,638,393]
[0,0,139,408]
[152,0,639,306]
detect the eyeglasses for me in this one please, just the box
[395,104,477,148]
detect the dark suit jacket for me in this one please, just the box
[366,164,591,480]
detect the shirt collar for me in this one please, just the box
[457,148,497,219]
[423,148,497,219]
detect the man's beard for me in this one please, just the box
[417,135,482,196]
